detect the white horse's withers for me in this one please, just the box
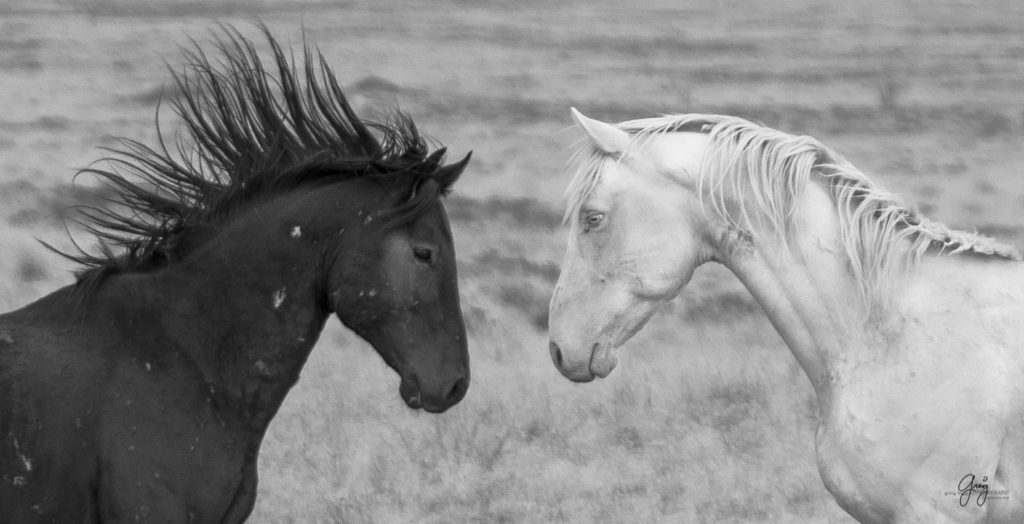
[547,109,1024,523]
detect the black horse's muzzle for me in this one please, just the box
[399,372,469,413]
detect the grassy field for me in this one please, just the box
[2,0,1024,522]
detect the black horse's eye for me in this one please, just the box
[413,246,435,265]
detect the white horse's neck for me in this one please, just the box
[718,174,1024,408]
[716,177,875,403]
[714,176,1024,522]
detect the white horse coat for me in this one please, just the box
[548,109,1024,523]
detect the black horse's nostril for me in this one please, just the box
[446,377,469,404]
[549,341,563,368]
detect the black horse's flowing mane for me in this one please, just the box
[58,25,468,287]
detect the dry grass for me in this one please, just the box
[2,0,1023,522]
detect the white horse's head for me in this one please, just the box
[548,109,718,382]
[549,108,1022,383]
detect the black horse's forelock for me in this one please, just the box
[54,24,465,287]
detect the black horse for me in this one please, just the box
[0,27,471,522]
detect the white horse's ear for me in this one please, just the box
[571,107,629,155]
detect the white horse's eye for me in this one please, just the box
[583,211,605,231]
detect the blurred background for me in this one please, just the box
[2,0,1023,521]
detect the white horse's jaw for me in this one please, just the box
[589,343,619,378]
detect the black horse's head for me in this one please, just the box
[57,26,474,414]
[325,152,471,413]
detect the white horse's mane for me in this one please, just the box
[565,113,1021,309]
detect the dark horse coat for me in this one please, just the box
[0,26,471,523]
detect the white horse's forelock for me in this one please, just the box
[565,113,1021,311]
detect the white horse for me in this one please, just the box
[547,109,1024,523]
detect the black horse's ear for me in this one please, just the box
[434,151,471,192]
[422,147,447,169]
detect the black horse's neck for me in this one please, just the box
[72,185,352,444]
